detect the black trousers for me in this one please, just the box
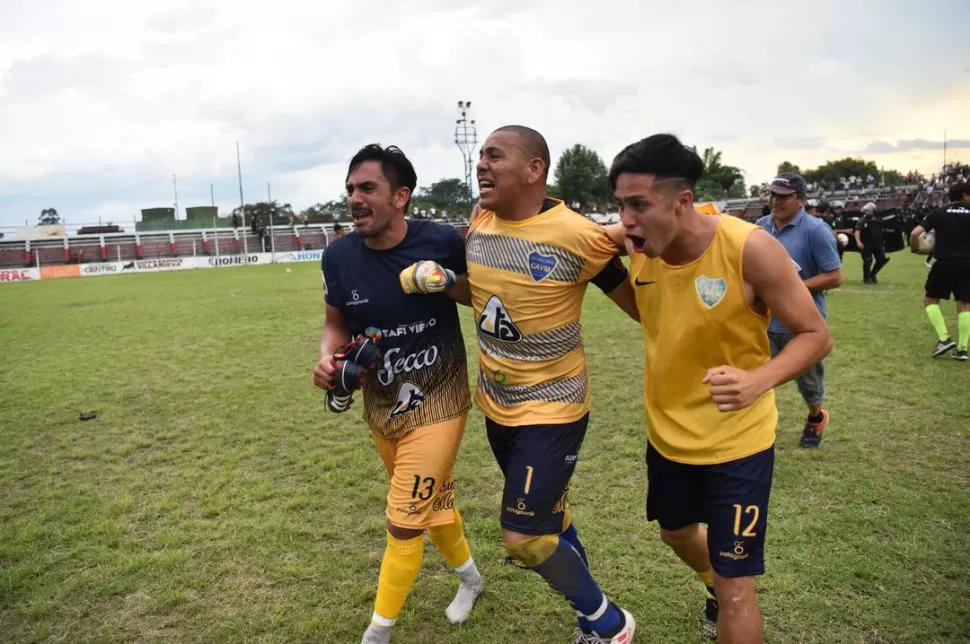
[862,243,887,281]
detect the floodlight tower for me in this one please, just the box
[454,100,478,208]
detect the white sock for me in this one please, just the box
[361,614,394,644]
[455,557,481,585]
[446,558,484,624]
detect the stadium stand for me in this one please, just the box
[4,170,958,270]
[0,224,318,268]
[0,221,469,269]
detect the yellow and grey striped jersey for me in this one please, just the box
[466,199,618,426]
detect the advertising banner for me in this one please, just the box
[77,258,192,276]
[200,253,274,268]
[0,267,41,283]
[40,265,81,280]
[79,262,124,277]
[21,251,297,281]
[275,249,324,263]
[120,258,194,273]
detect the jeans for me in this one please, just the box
[768,331,825,406]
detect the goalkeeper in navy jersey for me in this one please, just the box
[312,144,483,644]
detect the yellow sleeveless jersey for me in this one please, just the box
[466,199,618,426]
[630,215,777,464]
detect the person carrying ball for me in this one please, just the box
[909,182,970,360]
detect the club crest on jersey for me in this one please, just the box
[478,295,522,342]
[696,275,728,309]
[528,250,557,282]
[389,382,426,419]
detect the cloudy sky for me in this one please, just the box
[0,0,967,229]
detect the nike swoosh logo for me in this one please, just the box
[634,279,656,286]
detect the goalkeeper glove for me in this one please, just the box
[399,261,456,295]
[325,334,382,413]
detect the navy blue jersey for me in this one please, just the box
[322,220,471,437]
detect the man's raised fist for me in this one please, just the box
[399,260,456,295]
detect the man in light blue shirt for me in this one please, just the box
[757,172,843,448]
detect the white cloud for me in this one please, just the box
[0,0,968,227]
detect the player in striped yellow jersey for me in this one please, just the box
[466,126,638,643]
[604,134,832,644]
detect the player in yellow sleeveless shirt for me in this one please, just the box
[465,126,639,643]
[605,135,833,644]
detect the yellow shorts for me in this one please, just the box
[372,414,467,529]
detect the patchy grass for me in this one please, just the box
[0,251,967,643]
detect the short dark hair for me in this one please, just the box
[948,182,970,202]
[608,134,705,193]
[816,202,830,215]
[493,125,551,178]
[347,144,418,209]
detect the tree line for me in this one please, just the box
[775,159,913,191]
[242,146,914,222]
[35,145,932,227]
[289,142,749,220]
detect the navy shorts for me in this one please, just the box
[486,413,588,535]
[646,443,774,578]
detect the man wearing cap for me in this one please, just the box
[757,172,842,447]
[854,202,888,284]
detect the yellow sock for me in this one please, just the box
[959,311,970,351]
[560,506,574,532]
[428,510,471,568]
[373,532,425,623]
[697,569,715,596]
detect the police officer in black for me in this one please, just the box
[909,182,970,360]
[854,202,888,284]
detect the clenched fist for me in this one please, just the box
[702,365,767,412]
[313,355,337,390]
[399,260,456,295]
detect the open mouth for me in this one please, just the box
[627,234,646,253]
[478,178,495,193]
[352,207,372,225]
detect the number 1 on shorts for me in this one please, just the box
[523,465,534,495]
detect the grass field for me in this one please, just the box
[1,251,968,643]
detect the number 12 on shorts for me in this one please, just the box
[732,504,759,537]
